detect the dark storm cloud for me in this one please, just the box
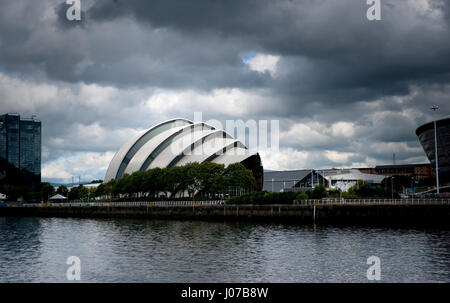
[0,0,268,90]
[0,0,449,179]
[77,0,450,128]
[2,0,450,98]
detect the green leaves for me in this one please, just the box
[97,162,258,200]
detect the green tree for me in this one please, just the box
[41,182,55,202]
[115,174,133,197]
[94,183,105,197]
[78,185,89,201]
[224,163,257,195]
[347,180,374,198]
[56,185,69,197]
[311,184,326,199]
[164,166,188,197]
[142,167,165,198]
[184,162,202,198]
[88,187,96,201]
[103,179,116,198]
[68,186,79,201]
[296,192,309,200]
[130,170,146,196]
[199,162,226,197]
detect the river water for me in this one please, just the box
[0,217,448,282]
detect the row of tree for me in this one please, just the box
[4,171,422,202]
[3,162,257,202]
[35,183,95,202]
[95,162,257,200]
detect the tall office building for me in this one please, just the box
[0,114,41,188]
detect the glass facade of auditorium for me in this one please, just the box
[416,118,450,182]
[0,114,41,187]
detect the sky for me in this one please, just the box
[0,0,449,183]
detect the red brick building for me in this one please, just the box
[359,164,433,180]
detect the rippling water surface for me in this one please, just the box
[0,217,448,282]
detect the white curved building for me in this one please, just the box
[104,118,263,189]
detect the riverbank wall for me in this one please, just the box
[1,203,449,226]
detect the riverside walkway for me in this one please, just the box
[1,198,447,208]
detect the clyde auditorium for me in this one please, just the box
[105,118,263,189]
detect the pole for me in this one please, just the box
[434,120,440,194]
[431,105,440,194]
[391,177,394,200]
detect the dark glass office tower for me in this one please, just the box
[0,114,41,188]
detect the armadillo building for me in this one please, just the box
[105,119,263,189]
[416,117,450,182]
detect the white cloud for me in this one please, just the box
[331,121,355,138]
[259,148,310,170]
[42,161,72,179]
[245,54,280,77]
[144,88,273,118]
[324,150,355,163]
[42,151,116,182]
[280,120,357,148]
[408,0,443,19]
[280,121,330,147]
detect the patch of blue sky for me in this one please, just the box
[241,52,256,63]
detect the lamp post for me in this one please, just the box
[391,176,394,200]
[431,105,440,194]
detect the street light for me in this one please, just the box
[391,176,394,200]
[431,105,440,194]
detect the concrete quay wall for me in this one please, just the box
[0,203,449,226]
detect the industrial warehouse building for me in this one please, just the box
[105,118,263,190]
[263,169,386,192]
[263,170,328,192]
[323,169,386,192]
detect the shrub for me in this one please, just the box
[226,191,297,205]
[296,192,308,200]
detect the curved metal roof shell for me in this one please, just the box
[104,118,259,182]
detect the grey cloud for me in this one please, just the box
[0,0,449,179]
[54,1,87,29]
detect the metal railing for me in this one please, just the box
[20,200,225,208]
[293,198,450,206]
[10,199,450,208]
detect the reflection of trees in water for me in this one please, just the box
[0,217,43,282]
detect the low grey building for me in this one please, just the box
[263,170,327,192]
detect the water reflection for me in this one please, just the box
[0,217,448,282]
